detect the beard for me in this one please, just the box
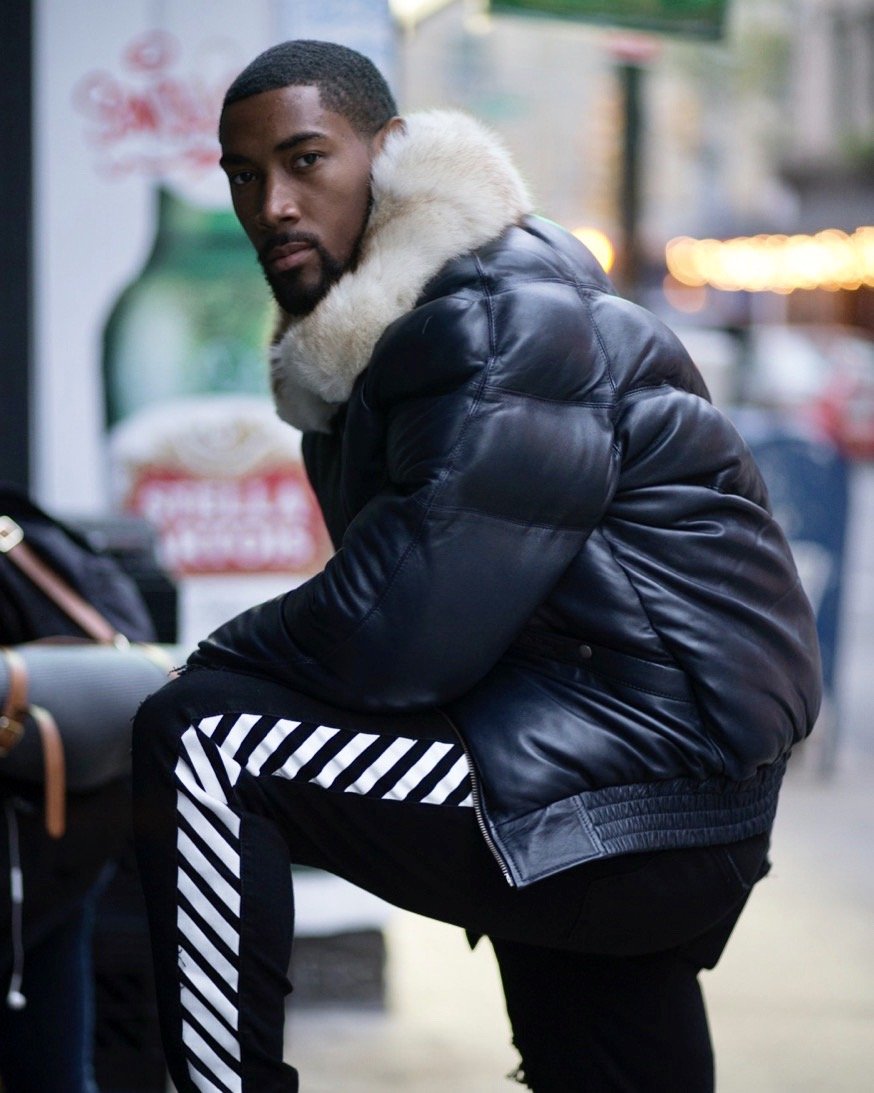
[258,208,371,318]
[259,234,345,317]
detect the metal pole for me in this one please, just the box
[619,61,642,301]
[0,0,33,489]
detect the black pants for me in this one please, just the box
[132,667,769,1093]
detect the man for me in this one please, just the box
[132,39,821,1093]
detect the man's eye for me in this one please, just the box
[294,152,322,170]
[228,170,257,187]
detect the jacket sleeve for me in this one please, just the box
[301,410,347,550]
[189,292,619,710]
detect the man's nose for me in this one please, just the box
[258,176,301,229]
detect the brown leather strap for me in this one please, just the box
[30,705,66,838]
[0,647,67,837]
[136,642,179,678]
[0,515,121,643]
[0,647,27,756]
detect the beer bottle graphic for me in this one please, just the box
[103,185,332,644]
[104,186,270,423]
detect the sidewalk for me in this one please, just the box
[706,746,874,1092]
[284,745,874,1091]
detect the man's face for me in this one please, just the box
[219,85,383,317]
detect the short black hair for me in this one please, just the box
[222,40,398,136]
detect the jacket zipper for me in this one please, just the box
[439,712,515,887]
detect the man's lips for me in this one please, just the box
[263,241,316,273]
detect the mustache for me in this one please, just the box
[257,231,323,263]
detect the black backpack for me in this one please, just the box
[0,482,155,644]
[0,484,162,999]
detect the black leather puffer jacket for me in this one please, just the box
[192,113,821,886]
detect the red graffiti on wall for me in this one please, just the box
[73,30,240,177]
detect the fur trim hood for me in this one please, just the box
[269,110,533,433]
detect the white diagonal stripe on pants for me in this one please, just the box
[245,718,301,776]
[219,713,262,759]
[380,740,455,800]
[182,1019,241,1093]
[177,792,239,875]
[419,754,472,804]
[341,736,419,795]
[177,830,240,917]
[176,730,241,837]
[181,984,240,1060]
[181,963,238,1033]
[195,714,222,739]
[178,907,238,991]
[310,732,381,789]
[178,869,238,952]
[176,764,242,839]
[271,723,340,779]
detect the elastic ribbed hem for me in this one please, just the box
[490,758,787,888]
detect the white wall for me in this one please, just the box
[33,0,275,513]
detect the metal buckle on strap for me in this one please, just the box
[0,713,25,756]
[0,516,24,553]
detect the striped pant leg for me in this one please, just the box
[132,670,473,1093]
[135,701,297,1093]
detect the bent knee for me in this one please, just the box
[132,669,209,763]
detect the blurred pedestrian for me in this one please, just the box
[132,39,821,1092]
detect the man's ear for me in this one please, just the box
[372,115,406,155]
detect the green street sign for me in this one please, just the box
[489,0,728,38]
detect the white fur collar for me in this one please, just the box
[269,110,533,433]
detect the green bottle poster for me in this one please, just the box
[103,186,333,640]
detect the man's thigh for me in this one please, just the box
[134,666,764,956]
[134,667,581,945]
